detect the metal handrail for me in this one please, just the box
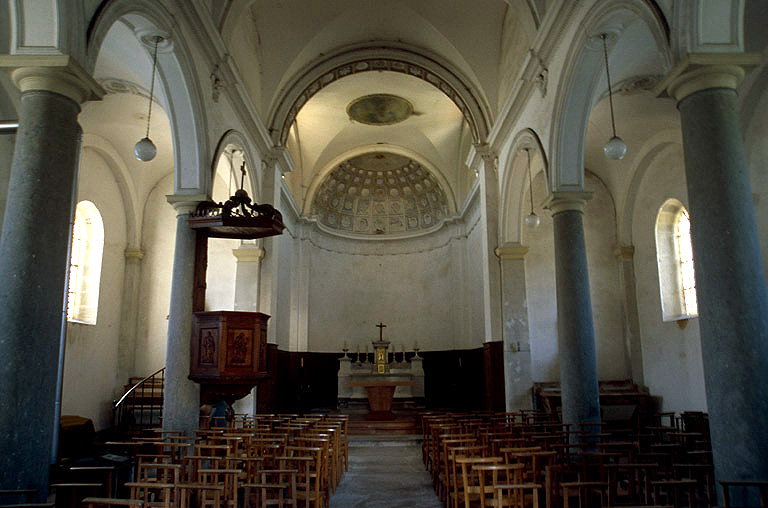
[112,367,165,431]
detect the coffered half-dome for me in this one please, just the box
[311,152,450,237]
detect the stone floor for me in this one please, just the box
[329,438,442,508]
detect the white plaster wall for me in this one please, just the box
[205,173,238,311]
[631,145,707,413]
[206,237,238,311]
[464,198,486,349]
[525,170,559,381]
[498,6,535,112]
[584,173,626,380]
[305,220,473,353]
[525,172,627,382]
[135,173,176,376]
[275,226,295,350]
[61,149,127,430]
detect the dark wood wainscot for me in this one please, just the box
[190,311,270,405]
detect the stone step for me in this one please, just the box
[349,434,422,447]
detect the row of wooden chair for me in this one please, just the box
[56,413,349,508]
[419,410,714,508]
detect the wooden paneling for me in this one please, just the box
[252,346,500,413]
[483,341,505,411]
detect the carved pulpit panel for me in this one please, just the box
[190,311,269,404]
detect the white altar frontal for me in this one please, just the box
[337,324,425,408]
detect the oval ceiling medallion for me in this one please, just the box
[346,94,414,125]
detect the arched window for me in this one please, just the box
[66,201,104,324]
[655,199,698,320]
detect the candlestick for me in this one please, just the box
[342,341,349,359]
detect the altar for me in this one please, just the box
[337,323,425,417]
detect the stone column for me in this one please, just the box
[117,248,144,385]
[615,246,644,386]
[258,158,283,345]
[0,55,103,499]
[231,244,265,414]
[163,195,207,434]
[476,147,503,345]
[544,192,601,434]
[233,244,265,312]
[495,244,533,411]
[658,53,768,499]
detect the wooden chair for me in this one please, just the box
[439,439,478,502]
[197,469,241,508]
[456,456,503,508]
[474,463,525,508]
[602,463,658,506]
[651,479,696,508]
[279,454,324,508]
[50,482,103,508]
[243,469,297,508]
[80,498,143,508]
[324,416,349,472]
[124,481,177,508]
[175,481,225,508]
[447,445,486,508]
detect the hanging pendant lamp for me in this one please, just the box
[600,33,627,160]
[524,148,540,229]
[134,35,162,162]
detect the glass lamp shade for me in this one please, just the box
[525,212,541,229]
[603,135,627,160]
[134,137,157,162]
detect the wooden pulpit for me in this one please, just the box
[186,172,285,409]
[189,311,269,404]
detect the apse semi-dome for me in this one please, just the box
[311,152,449,237]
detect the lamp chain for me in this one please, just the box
[145,36,161,139]
[526,148,535,214]
[601,33,617,139]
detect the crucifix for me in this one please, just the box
[239,161,247,189]
[373,322,390,374]
[376,322,386,341]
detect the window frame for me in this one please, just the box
[66,200,104,325]
[655,199,698,322]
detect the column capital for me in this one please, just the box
[232,246,266,262]
[495,244,529,260]
[0,54,104,104]
[543,191,592,215]
[166,193,209,215]
[654,52,762,103]
[267,145,295,173]
[124,248,145,262]
[614,245,635,260]
[466,142,497,173]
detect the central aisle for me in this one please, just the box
[330,437,443,508]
